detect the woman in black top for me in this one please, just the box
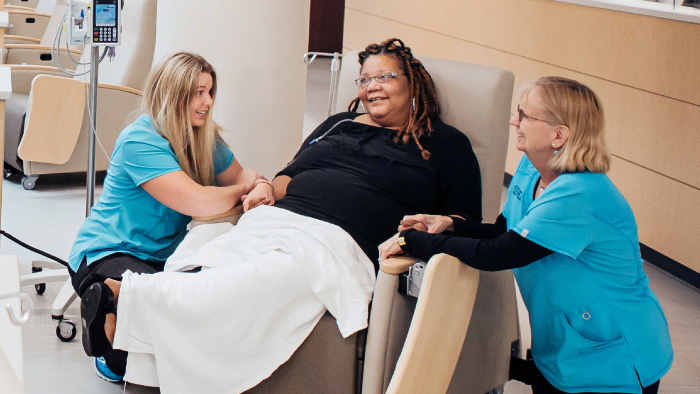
[243,37,482,264]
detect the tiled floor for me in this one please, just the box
[2,58,699,394]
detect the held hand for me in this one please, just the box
[378,232,405,261]
[241,182,275,212]
[398,214,453,234]
[236,168,265,193]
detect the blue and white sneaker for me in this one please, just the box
[94,356,124,383]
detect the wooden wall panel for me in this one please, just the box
[346,0,700,105]
[343,5,700,272]
[343,9,700,187]
[608,158,700,272]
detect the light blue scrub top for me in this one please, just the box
[504,156,673,393]
[68,114,234,272]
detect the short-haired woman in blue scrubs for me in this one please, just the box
[379,77,673,394]
[68,52,271,383]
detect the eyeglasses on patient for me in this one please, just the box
[517,106,559,125]
[355,72,403,88]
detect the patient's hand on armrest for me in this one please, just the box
[379,232,406,261]
[242,181,275,212]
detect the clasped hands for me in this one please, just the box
[236,169,276,212]
[377,214,455,261]
[241,180,275,212]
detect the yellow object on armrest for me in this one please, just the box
[379,256,421,274]
[190,205,245,228]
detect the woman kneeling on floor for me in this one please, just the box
[379,77,673,394]
[68,52,270,382]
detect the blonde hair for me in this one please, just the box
[519,76,610,174]
[142,52,225,186]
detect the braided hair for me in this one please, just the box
[349,38,440,160]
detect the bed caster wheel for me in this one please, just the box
[56,320,77,342]
[21,176,37,190]
[31,267,46,295]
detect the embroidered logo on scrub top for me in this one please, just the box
[521,229,529,238]
[512,185,523,201]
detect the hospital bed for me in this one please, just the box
[181,52,517,394]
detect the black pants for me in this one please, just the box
[512,356,660,394]
[69,253,165,376]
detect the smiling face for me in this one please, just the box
[358,54,411,129]
[188,72,214,128]
[510,89,561,165]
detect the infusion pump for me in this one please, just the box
[67,0,122,46]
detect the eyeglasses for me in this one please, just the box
[517,106,559,125]
[355,72,402,88]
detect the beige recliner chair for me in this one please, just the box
[187,53,516,394]
[4,0,157,188]
[355,54,517,394]
[4,0,42,9]
[4,3,84,68]
[5,8,51,39]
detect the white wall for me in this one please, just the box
[154,0,310,178]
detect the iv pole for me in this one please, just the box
[86,46,99,214]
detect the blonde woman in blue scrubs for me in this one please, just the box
[69,52,270,383]
[379,77,673,394]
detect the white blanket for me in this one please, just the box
[113,206,376,393]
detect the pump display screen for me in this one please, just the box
[95,4,116,26]
[93,1,119,44]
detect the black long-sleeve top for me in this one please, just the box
[399,214,554,271]
[275,112,483,266]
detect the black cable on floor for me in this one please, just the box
[0,229,69,267]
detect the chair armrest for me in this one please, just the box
[4,5,35,12]
[4,35,41,45]
[379,256,421,274]
[6,10,49,17]
[386,254,480,394]
[191,205,245,227]
[8,65,71,95]
[4,44,82,54]
[4,44,83,66]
